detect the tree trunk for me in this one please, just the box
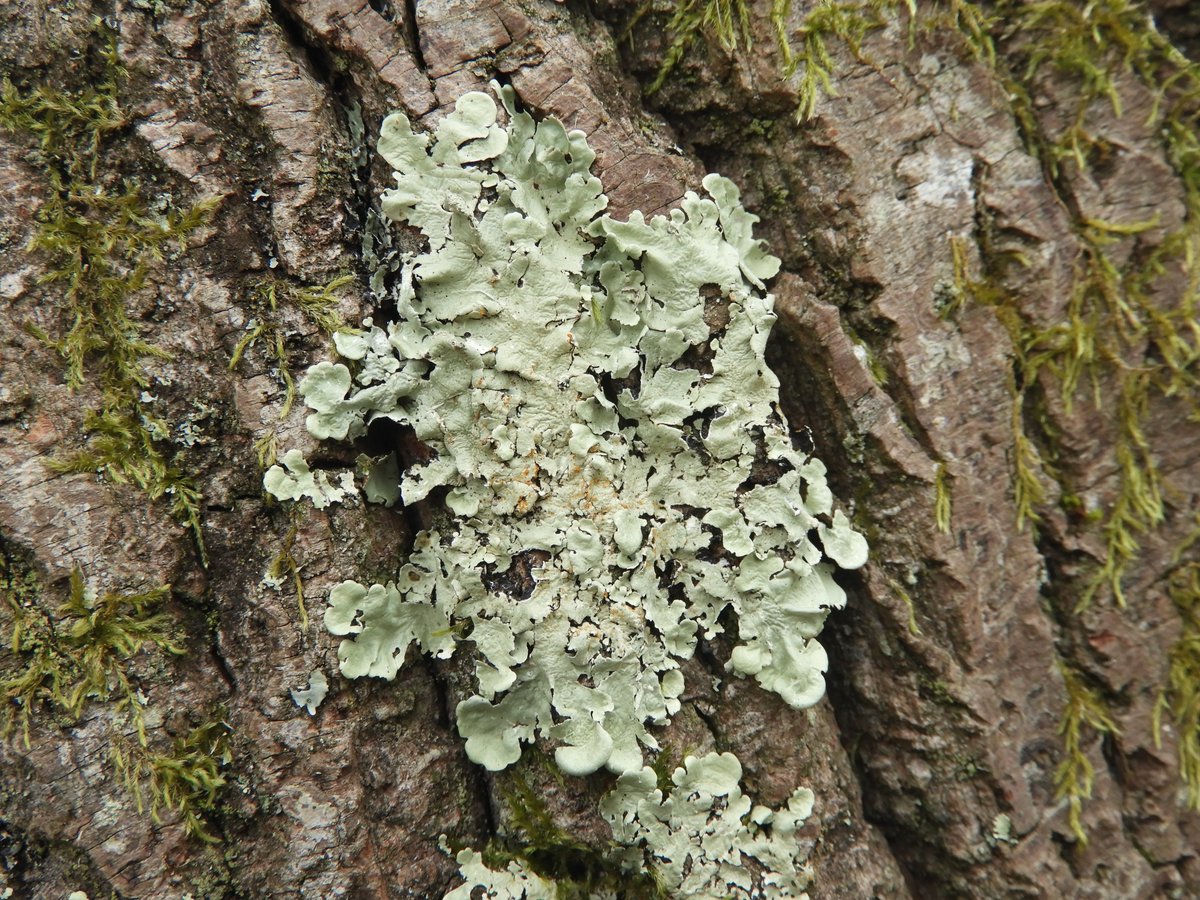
[1,0,1198,897]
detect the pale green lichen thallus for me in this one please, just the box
[265,85,866,898]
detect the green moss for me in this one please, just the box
[0,545,230,842]
[934,462,952,534]
[264,511,308,631]
[0,26,124,184]
[650,0,913,119]
[486,764,668,899]
[950,752,990,782]
[942,233,1010,320]
[1155,562,1200,809]
[886,575,921,634]
[649,0,756,95]
[115,715,232,844]
[229,273,353,470]
[924,0,997,66]
[999,0,1200,172]
[1010,388,1051,534]
[1054,660,1119,844]
[918,673,962,709]
[0,555,180,746]
[949,210,1193,609]
[789,0,914,120]
[844,320,889,386]
[229,274,352,420]
[1,22,217,564]
[47,407,209,563]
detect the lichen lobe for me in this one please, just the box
[270,85,864,778]
[265,84,867,898]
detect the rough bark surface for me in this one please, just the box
[0,0,1197,898]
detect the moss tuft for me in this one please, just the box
[934,462,952,534]
[650,0,757,94]
[1,556,180,747]
[1155,562,1200,809]
[115,715,233,844]
[264,511,308,631]
[650,0,914,119]
[886,576,921,634]
[229,274,352,417]
[490,764,668,899]
[1,22,217,564]
[1054,660,1119,844]
[229,273,353,470]
[0,546,231,841]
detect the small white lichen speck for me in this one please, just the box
[268,85,866,899]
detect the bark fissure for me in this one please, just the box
[403,0,428,75]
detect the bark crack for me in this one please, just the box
[403,0,428,75]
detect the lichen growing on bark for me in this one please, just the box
[266,84,866,896]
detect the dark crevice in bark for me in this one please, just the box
[423,653,501,845]
[476,765,502,847]
[269,1,363,169]
[403,0,428,75]
[367,0,398,22]
[208,636,239,694]
[822,628,948,893]
[271,0,339,89]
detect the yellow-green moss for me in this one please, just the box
[0,558,180,747]
[264,511,309,631]
[650,0,914,119]
[1155,562,1200,809]
[1001,0,1200,172]
[229,273,353,470]
[949,214,1194,612]
[1054,659,1119,844]
[482,760,669,899]
[115,715,232,844]
[789,0,914,120]
[650,0,757,94]
[228,274,352,421]
[843,320,890,387]
[0,549,230,841]
[934,462,952,534]
[1,23,217,563]
[886,576,921,634]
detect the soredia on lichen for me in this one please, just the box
[266,84,867,777]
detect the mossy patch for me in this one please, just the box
[1156,560,1200,809]
[941,2,1200,837]
[650,0,915,120]
[1054,659,1119,844]
[228,273,354,470]
[933,462,952,535]
[483,762,668,899]
[0,543,229,842]
[0,21,217,563]
[261,508,309,631]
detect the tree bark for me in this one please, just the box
[1,0,1198,897]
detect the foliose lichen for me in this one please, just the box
[601,752,816,896]
[266,84,865,897]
